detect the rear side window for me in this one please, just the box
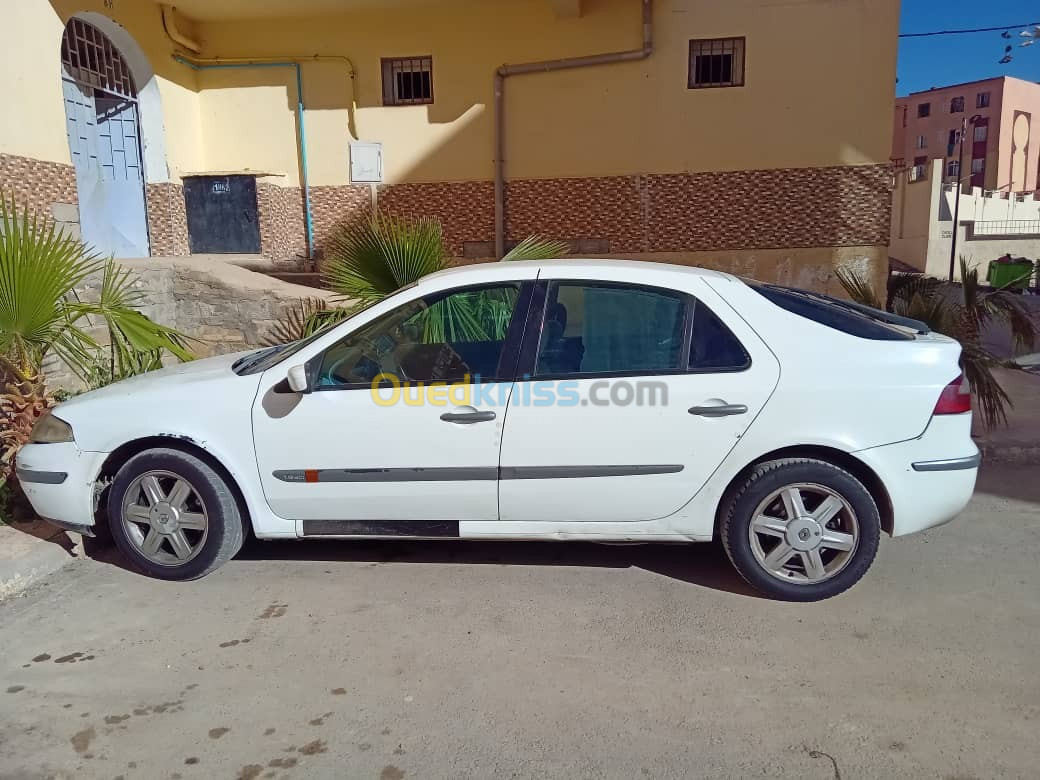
[535,282,686,376]
[689,301,750,371]
[747,282,914,341]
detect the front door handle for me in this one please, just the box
[689,402,748,418]
[440,406,497,424]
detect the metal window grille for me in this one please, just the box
[60,17,136,100]
[688,38,745,89]
[381,56,433,105]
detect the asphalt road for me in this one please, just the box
[1,465,1038,780]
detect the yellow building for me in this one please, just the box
[1,0,899,290]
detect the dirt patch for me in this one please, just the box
[209,727,230,739]
[298,739,327,756]
[70,726,96,754]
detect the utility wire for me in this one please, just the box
[900,23,1039,39]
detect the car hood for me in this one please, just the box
[55,350,258,415]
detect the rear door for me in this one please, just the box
[498,275,780,523]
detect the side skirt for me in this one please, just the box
[301,520,460,537]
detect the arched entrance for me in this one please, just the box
[60,17,149,257]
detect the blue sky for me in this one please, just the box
[898,0,1040,96]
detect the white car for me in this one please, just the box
[17,260,979,601]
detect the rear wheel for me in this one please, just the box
[721,458,880,601]
[107,448,244,580]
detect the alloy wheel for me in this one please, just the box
[121,470,209,567]
[748,482,859,584]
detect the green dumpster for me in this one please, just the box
[987,259,1034,290]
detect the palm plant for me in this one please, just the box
[315,212,568,341]
[0,194,192,479]
[836,258,1038,429]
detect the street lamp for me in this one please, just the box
[948,113,984,281]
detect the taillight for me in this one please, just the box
[933,374,971,415]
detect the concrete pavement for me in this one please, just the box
[1,465,1038,779]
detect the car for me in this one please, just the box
[16,259,979,601]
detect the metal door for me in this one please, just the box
[60,18,149,258]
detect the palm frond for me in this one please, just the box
[0,193,104,373]
[322,213,447,304]
[501,236,571,262]
[263,297,331,346]
[835,266,882,309]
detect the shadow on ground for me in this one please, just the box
[84,534,761,599]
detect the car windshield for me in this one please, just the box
[231,297,390,376]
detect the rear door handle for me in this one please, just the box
[689,403,748,418]
[440,406,497,424]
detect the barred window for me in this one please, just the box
[688,38,745,89]
[381,56,433,106]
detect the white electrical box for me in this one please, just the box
[350,142,383,183]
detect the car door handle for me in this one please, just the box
[688,403,748,418]
[440,407,497,424]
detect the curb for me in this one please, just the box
[0,523,82,600]
[979,443,1040,465]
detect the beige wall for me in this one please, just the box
[188,0,899,186]
[5,0,898,188]
[0,2,70,163]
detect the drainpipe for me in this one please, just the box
[493,0,653,258]
[174,56,317,260]
[160,5,201,54]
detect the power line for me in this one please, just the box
[900,22,1039,39]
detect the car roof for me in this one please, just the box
[423,258,735,283]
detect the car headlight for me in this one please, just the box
[29,411,74,444]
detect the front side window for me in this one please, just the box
[535,282,686,377]
[316,283,520,388]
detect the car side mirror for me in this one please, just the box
[286,364,312,394]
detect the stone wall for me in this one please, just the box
[45,257,337,391]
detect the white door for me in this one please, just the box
[251,282,529,528]
[498,278,780,523]
[61,18,149,258]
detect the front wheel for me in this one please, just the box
[107,448,245,580]
[721,458,881,601]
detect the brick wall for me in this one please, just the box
[0,153,78,220]
[250,163,893,262]
[145,182,189,256]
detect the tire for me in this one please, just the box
[720,458,880,602]
[107,448,245,580]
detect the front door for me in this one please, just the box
[498,278,780,523]
[251,281,531,525]
[61,18,149,258]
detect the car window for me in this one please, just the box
[688,300,750,372]
[315,283,521,388]
[534,282,686,376]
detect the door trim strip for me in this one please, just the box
[275,465,683,483]
[500,465,684,479]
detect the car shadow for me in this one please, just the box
[241,537,764,598]
[82,534,762,598]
